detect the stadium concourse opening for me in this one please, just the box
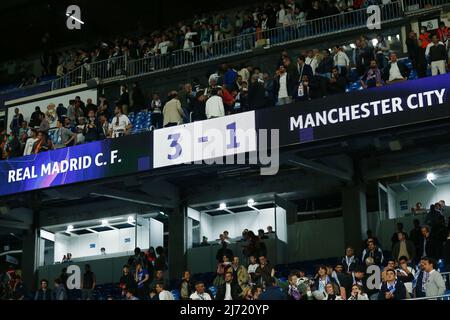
[1,0,450,304]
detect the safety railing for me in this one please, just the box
[403,0,450,11]
[51,2,405,90]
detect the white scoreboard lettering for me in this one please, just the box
[153,111,257,168]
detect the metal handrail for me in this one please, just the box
[406,294,450,300]
[404,0,450,11]
[50,1,404,90]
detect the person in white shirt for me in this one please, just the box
[348,284,369,300]
[109,105,132,138]
[205,88,225,119]
[247,255,259,285]
[23,130,38,156]
[277,4,286,26]
[158,35,171,55]
[333,46,350,76]
[190,282,212,300]
[156,283,174,300]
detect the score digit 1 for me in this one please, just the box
[226,122,240,149]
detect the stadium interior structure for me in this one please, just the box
[1,0,450,301]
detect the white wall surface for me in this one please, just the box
[275,207,287,243]
[149,218,164,249]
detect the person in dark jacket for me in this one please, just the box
[56,103,68,122]
[34,279,52,300]
[216,272,242,300]
[248,75,267,110]
[392,232,416,263]
[258,277,287,300]
[29,107,45,128]
[273,65,296,106]
[6,132,21,158]
[378,269,407,300]
[9,108,24,135]
[419,225,439,260]
[327,67,347,95]
[341,247,360,273]
[382,52,410,84]
[83,110,101,142]
[131,82,146,113]
[192,91,207,122]
[406,31,419,70]
[443,230,450,272]
[179,270,195,300]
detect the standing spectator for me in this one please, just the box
[361,59,382,89]
[419,26,431,49]
[54,119,76,149]
[56,103,67,122]
[230,256,250,290]
[392,232,416,263]
[53,278,67,300]
[420,225,439,260]
[9,108,24,135]
[34,279,52,301]
[83,110,100,143]
[119,265,136,297]
[38,113,50,134]
[192,91,207,122]
[273,65,295,106]
[205,88,225,119]
[163,91,184,127]
[255,255,275,287]
[437,21,449,45]
[425,34,447,76]
[81,264,96,300]
[118,85,130,115]
[377,269,407,300]
[190,281,212,300]
[382,52,410,84]
[286,273,308,300]
[248,74,267,110]
[6,132,21,158]
[410,219,422,262]
[85,98,97,114]
[374,35,390,69]
[110,105,132,138]
[327,66,347,95]
[31,131,53,154]
[422,257,446,298]
[29,107,44,128]
[406,31,419,72]
[135,262,150,299]
[216,272,242,300]
[150,93,163,128]
[154,246,167,271]
[333,46,350,76]
[391,222,404,249]
[312,265,339,296]
[179,270,195,300]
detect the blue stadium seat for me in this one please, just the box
[208,286,217,299]
[171,289,180,300]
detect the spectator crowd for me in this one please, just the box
[1,213,450,300]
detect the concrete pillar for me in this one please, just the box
[275,195,297,226]
[21,228,39,291]
[342,185,368,254]
[168,205,186,281]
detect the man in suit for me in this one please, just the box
[382,52,410,84]
[248,74,267,110]
[392,232,416,263]
[216,272,242,300]
[341,247,360,274]
[420,225,439,260]
[422,257,446,298]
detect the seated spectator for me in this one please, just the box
[230,256,250,290]
[333,46,350,76]
[378,269,407,300]
[179,270,194,300]
[258,229,268,240]
[286,273,308,300]
[125,289,139,300]
[31,131,53,154]
[259,277,287,300]
[422,257,446,298]
[323,283,343,300]
[12,276,26,300]
[327,66,347,95]
[361,59,383,89]
[396,256,416,295]
[156,283,174,300]
[341,246,360,273]
[34,279,52,301]
[361,240,384,267]
[216,272,242,300]
[190,281,212,300]
[149,270,167,293]
[348,284,369,300]
[382,52,410,84]
[312,265,339,297]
